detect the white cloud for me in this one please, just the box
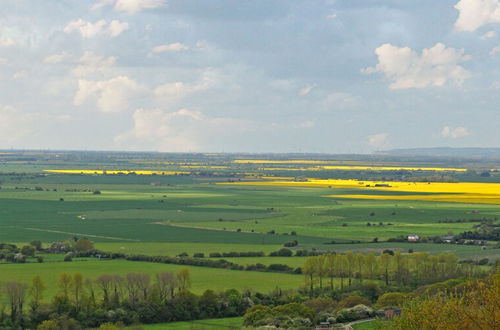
[298,85,315,96]
[299,120,315,128]
[454,0,500,32]
[489,45,500,55]
[74,76,143,112]
[0,105,36,143]
[154,74,213,105]
[12,71,27,80]
[323,92,356,108]
[115,108,253,151]
[441,126,470,138]
[64,19,129,38]
[368,133,389,148]
[0,37,15,47]
[43,52,69,64]
[152,42,189,54]
[326,13,337,20]
[93,0,165,14]
[480,30,497,39]
[364,43,471,89]
[71,51,117,77]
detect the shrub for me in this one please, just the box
[377,292,407,308]
[21,245,36,257]
[303,297,337,313]
[269,248,293,257]
[339,296,371,308]
[193,253,204,258]
[63,253,73,262]
[382,249,394,256]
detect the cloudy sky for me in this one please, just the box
[0,0,499,153]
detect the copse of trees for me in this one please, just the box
[302,251,485,293]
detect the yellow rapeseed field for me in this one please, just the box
[44,169,190,175]
[224,179,500,204]
[256,165,467,172]
[234,160,468,172]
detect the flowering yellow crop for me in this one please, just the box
[224,179,500,204]
[234,160,468,172]
[44,169,190,175]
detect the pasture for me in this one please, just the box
[0,258,305,303]
[133,317,243,329]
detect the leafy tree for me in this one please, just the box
[29,276,45,314]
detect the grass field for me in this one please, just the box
[130,317,243,329]
[352,319,388,329]
[94,242,283,256]
[0,258,305,303]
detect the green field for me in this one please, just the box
[93,242,283,256]
[0,258,305,303]
[130,317,243,329]
[1,180,497,244]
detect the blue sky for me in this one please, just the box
[0,0,499,153]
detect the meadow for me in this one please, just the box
[131,317,243,329]
[0,258,305,303]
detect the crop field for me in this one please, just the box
[1,153,499,252]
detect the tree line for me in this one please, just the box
[1,268,257,329]
[302,251,486,292]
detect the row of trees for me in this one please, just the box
[302,252,485,291]
[0,269,193,329]
[125,254,301,274]
[1,269,308,329]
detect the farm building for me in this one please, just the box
[407,234,420,242]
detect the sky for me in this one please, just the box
[0,0,499,153]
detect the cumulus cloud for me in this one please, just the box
[154,73,214,105]
[489,45,500,55]
[64,19,129,38]
[0,105,36,143]
[115,108,253,151]
[368,133,389,148]
[74,76,144,112]
[364,43,471,89]
[71,51,117,77]
[12,71,27,80]
[480,30,497,39]
[441,126,470,138]
[151,42,189,54]
[43,52,69,64]
[0,37,15,47]
[454,0,500,32]
[298,85,315,96]
[93,0,165,14]
[299,120,315,128]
